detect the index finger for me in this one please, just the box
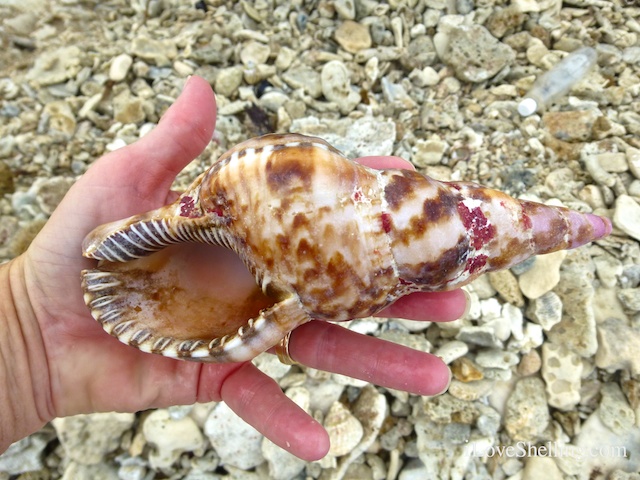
[355,156,415,171]
[376,289,468,322]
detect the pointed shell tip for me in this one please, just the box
[589,213,612,240]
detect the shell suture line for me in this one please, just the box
[130,223,157,248]
[101,242,126,262]
[113,320,135,335]
[153,337,172,351]
[112,233,145,259]
[116,230,148,252]
[140,221,164,247]
[90,296,115,308]
[99,309,123,323]
[86,280,122,291]
[158,219,177,243]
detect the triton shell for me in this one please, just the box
[81,133,611,362]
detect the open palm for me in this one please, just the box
[12,76,466,460]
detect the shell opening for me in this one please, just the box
[82,242,279,361]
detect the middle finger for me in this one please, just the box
[281,321,451,396]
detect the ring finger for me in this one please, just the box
[273,321,451,396]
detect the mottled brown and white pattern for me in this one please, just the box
[81,133,611,362]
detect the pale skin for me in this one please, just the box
[0,76,467,461]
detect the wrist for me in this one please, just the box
[0,256,52,453]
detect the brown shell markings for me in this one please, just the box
[81,134,611,362]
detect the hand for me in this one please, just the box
[2,76,467,460]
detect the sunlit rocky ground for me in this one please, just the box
[1,0,640,479]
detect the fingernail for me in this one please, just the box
[423,355,452,397]
[444,367,452,393]
[434,360,452,396]
[182,75,193,91]
[460,289,472,319]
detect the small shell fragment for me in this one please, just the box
[324,401,364,457]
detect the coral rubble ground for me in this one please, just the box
[1,0,640,479]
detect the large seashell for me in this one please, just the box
[81,134,611,362]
